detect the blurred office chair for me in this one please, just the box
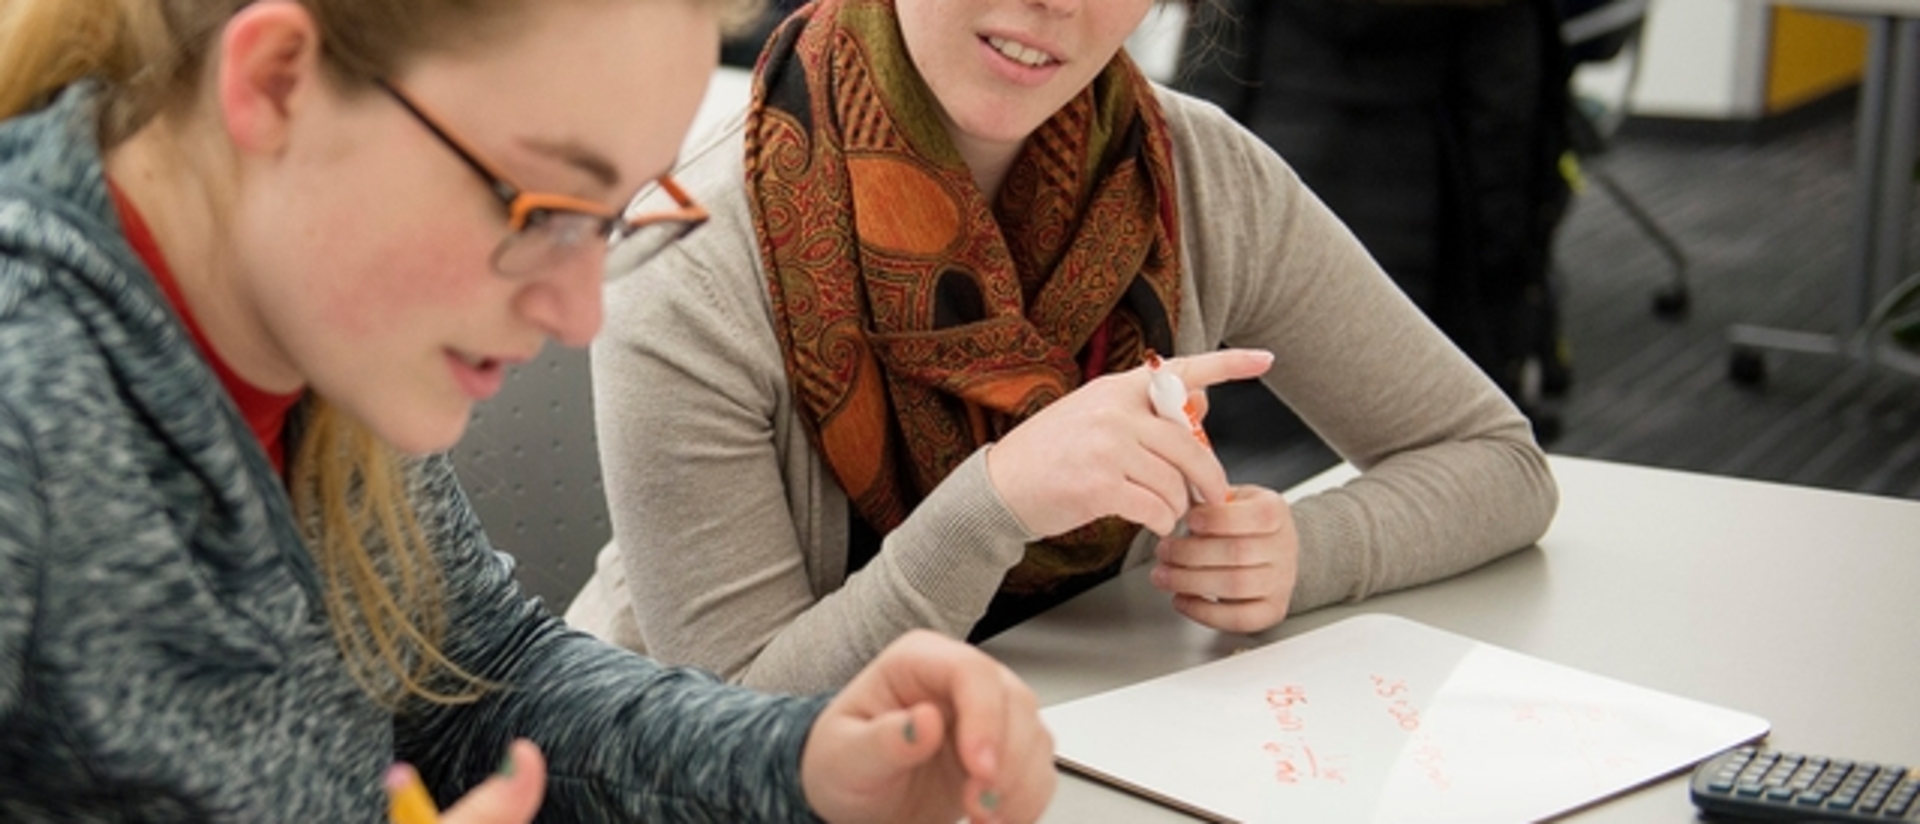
[450,346,609,613]
[1560,0,1693,320]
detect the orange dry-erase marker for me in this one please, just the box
[386,763,441,824]
[1145,351,1211,504]
[1145,352,1211,449]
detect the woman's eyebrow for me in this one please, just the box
[518,136,620,189]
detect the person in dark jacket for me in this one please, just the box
[1178,0,1574,436]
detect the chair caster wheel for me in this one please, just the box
[1728,348,1766,387]
[1652,286,1690,320]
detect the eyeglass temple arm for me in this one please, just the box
[372,78,523,204]
[624,175,709,229]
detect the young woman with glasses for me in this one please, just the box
[569,0,1560,694]
[0,0,1053,821]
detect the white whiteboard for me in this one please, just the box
[1041,614,1769,823]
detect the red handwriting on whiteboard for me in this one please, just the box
[1257,685,1349,786]
[1412,740,1451,792]
[1369,674,1421,731]
[1370,674,1452,792]
[1513,701,1544,725]
[1265,685,1307,732]
[1514,700,1642,781]
[1262,741,1349,786]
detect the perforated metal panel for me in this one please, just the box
[450,346,607,612]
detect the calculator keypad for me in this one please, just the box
[1692,746,1920,821]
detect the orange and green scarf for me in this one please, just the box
[747,0,1183,627]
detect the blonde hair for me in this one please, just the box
[0,0,758,707]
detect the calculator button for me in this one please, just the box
[1829,794,1859,810]
[1796,790,1827,805]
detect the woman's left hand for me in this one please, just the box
[1148,484,1300,633]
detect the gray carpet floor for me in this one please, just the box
[1210,105,1920,500]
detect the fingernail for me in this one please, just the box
[384,763,415,791]
[903,718,917,745]
[980,789,1001,811]
[496,748,516,778]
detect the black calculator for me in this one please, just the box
[1691,746,1920,821]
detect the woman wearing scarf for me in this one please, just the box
[567,0,1558,694]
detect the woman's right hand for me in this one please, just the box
[985,349,1275,538]
[800,630,1054,824]
[433,739,547,824]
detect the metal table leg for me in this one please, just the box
[1727,16,1920,383]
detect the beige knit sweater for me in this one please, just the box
[566,87,1557,695]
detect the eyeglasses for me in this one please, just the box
[374,79,708,279]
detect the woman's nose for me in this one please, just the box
[516,251,605,348]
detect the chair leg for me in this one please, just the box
[1587,165,1692,320]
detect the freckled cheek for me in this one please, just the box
[310,223,496,335]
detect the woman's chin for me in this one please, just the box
[369,409,470,457]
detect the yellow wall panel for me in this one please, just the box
[1767,7,1866,113]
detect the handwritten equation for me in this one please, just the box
[1259,685,1349,786]
[1512,700,1644,780]
[1253,674,1461,792]
[1371,674,1450,791]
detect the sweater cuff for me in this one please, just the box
[781,693,835,824]
[887,448,1035,600]
[1286,491,1371,613]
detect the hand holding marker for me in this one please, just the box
[1146,352,1226,604]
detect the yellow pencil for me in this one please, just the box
[385,763,442,824]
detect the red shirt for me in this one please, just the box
[108,179,305,473]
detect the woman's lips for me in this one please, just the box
[446,349,509,401]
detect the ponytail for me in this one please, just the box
[0,0,234,144]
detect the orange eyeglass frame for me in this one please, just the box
[373,78,708,247]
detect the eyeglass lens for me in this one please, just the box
[491,211,698,278]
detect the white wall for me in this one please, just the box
[1629,0,1771,119]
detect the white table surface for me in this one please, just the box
[983,455,1920,822]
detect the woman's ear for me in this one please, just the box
[215,2,327,156]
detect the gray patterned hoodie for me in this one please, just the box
[0,84,828,822]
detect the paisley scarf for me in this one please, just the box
[747,0,1183,629]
